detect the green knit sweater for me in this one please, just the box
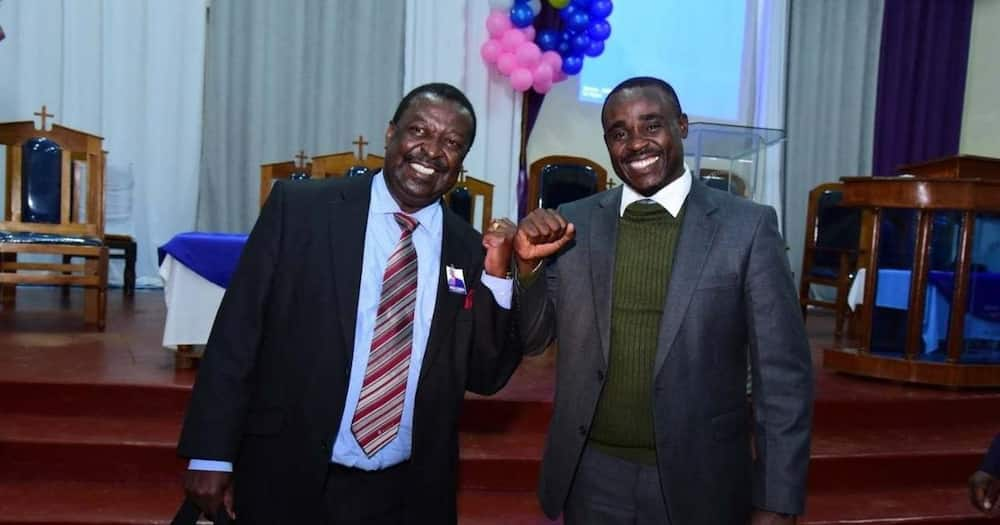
[589,200,684,465]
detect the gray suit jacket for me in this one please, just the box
[518,179,813,523]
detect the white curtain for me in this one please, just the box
[747,0,788,232]
[404,0,522,224]
[785,0,884,287]
[196,0,406,233]
[0,0,207,287]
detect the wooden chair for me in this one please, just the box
[259,150,315,207]
[527,155,608,213]
[799,182,861,338]
[260,137,385,207]
[311,152,384,180]
[0,110,109,329]
[444,171,494,232]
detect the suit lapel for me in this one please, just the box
[591,188,622,365]
[330,174,374,365]
[419,207,467,384]
[653,180,720,376]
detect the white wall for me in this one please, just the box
[526,76,615,182]
[526,76,735,188]
[960,0,1000,157]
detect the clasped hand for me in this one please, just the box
[512,209,576,275]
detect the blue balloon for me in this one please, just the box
[571,33,591,54]
[560,28,574,41]
[568,11,590,31]
[536,29,559,51]
[560,4,578,21]
[587,19,611,41]
[562,54,584,75]
[557,40,572,56]
[510,3,535,27]
[572,0,593,7]
[584,39,604,57]
[589,0,613,19]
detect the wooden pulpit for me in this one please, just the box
[824,155,1000,387]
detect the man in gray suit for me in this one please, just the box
[514,76,813,524]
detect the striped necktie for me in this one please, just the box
[351,212,419,457]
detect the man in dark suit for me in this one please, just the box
[514,77,813,524]
[970,433,1000,515]
[178,83,522,524]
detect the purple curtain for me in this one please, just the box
[517,3,564,218]
[871,0,973,177]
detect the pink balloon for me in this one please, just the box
[515,42,542,68]
[522,26,536,41]
[500,27,527,51]
[486,10,512,38]
[553,69,568,83]
[497,52,518,75]
[510,68,534,92]
[533,62,553,84]
[480,39,503,65]
[533,75,553,93]
[541,50,562,71]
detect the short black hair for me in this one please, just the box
[601,76,684,123]
[391,82,477,150]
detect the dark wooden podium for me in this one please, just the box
[823,155,1000,387]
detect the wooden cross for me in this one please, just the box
[33,105,54,130]
[294,149,308,168]
[352,135,369,159]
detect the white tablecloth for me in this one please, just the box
[159,254,226,348]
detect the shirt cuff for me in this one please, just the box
[480,271,513,310]
[188,459,234,472]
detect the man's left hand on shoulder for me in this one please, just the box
[751,510,796,525]
[482,218,516,278]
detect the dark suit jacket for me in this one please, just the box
[518,179,813,523]
[178,174,521,524]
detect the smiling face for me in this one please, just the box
[383,94,474,213]
[601,86,688,197]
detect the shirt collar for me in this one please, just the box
[371,171,442,239]
[618,164,692,218]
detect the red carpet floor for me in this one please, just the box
[1,287,998,523]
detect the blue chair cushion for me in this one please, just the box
[0,230,103,246]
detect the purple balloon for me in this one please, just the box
[571,33,591,54]
[567,11,590,31]
[536,29,559,51]
[584,39,604,57]
[589,0,612,19]
[562,53,584,75]
[587,19,611,41]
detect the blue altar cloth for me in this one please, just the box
[875,269,1000,353]
[157,232,248,288]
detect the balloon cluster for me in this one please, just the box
[481,0,613,94]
